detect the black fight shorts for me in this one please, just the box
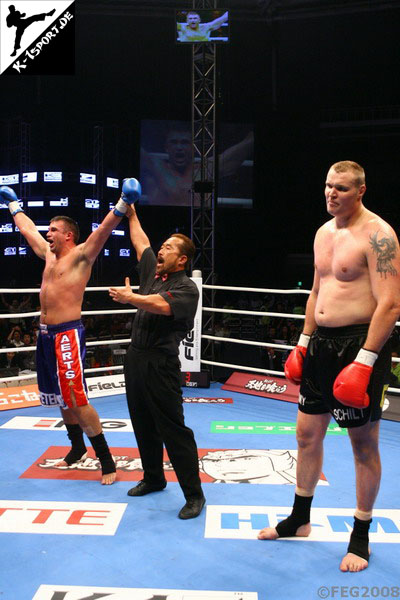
[299,324,391,428]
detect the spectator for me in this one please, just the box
[265,347,283,371]
[1,295,26,328]
[0,318,10,346]
[21,332,36,370]
[0,343,23,373]
[7,326,24,347]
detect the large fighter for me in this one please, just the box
[258,161,400,572]
[0,180,140,484]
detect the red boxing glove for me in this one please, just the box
[284,333,310,385]
[333,348,378,409]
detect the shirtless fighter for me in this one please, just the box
[258,161,400,571]
[0,179,140,484]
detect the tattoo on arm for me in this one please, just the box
[369,231,398,278]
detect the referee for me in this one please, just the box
[109,204,205,519]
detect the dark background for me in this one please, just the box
[1,0,399,290]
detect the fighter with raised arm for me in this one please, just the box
[177,10,228,42]
[0,178,141,484]
[258,161,400,572]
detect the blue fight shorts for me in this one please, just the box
[36,320,89,409]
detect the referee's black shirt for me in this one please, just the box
[130,247,199,355]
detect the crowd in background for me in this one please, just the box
[0,293,132,377]
[1,291,400,386]
[0,293,39,374]
[211,292,305,377]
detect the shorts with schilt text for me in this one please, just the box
[299,324,391,428]
[36,320,89,409]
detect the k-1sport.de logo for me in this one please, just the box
[0,0,75,75]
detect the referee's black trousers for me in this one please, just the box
[124,347,203,499]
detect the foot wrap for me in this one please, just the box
[89,432,116,475]
[275,494,313,537]
[347,516,371,562]
[64,424,87,466]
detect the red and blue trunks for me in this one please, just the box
[36,320,89,409]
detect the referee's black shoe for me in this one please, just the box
[127,480,167,497]
[178,495,206,519]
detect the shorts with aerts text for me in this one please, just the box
[36,320,89,409]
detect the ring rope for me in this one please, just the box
[3,338,399,361]
[0,309,137,319]
[199,358,400,394]
[85,365,123,373]
[0,286,139,294]
[0,364,124,384]
[203,307,305,319]
[200,358,284,377]
[1,285,399,396]
[202,334,293,351]
[2,306,399,327]
[202,284,311,294]
[0,338,131,354]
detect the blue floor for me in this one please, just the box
[1,382,400,600]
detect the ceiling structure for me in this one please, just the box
[77,0,400,20]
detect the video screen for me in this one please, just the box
[0,174,18,185]
[0,173,131,271]
[23,172,38,183]
[80,173,96,184]
[140,119,253,208]
[44,171,62,182]
[175,9,229,43]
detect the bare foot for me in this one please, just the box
[54,451,88,468]
[340,549,370,572]
[102,471,117,485]
[258,522,311,540]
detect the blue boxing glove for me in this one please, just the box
[113,178,141,217]
[122,178,141,204]
[0,186,23,216]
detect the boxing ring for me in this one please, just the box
[1,284,400,600]
[1,282,400,394]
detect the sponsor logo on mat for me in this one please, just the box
[205,506,400,542]
[1,416,134,431]
[0,499,126,535]
[211,421,347,435]
[184,397,233,403]
[21,447,327,485]
[33,586,258,600]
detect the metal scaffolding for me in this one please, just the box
[19,120,31,201]
[92,124,104,284]
[0,118,31,246]
[190,0,217,370]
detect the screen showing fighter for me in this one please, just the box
[175,9,229,43]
